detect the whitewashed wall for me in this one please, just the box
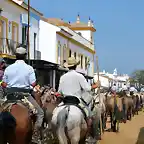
[39,20,94,77]
[75,30,91,42]
[39,20,60,63]
[0,0,40,59]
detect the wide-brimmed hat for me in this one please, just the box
[64,57,80,68]
[16,47,27,55]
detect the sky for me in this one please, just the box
[29,0,144,74]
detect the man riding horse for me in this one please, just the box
[0,58,6,98]
[58,56,99,142]
[1,46,44,143]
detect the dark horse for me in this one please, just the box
[0,88,36,144]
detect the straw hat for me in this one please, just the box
[16,47,27,55]
[64,57,80,68]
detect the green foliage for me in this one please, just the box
[130,70,144,85]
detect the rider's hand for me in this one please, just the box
[91,81,101,89]
[55,92,61,97]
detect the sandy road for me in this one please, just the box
[99,111,144,144]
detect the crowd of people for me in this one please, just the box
[0,46,144,144]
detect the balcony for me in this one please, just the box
[0,38,22,58]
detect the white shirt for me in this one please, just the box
[58,70,91,99]
[122,85,127,91]
[3,60,36,89]
[129,87,137,92]
[111,85,117,92]
[140,88,144,92]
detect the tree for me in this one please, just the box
[130,70,144,85]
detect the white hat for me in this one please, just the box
[16,47,27,54]
[64,57,80,68]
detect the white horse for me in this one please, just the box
[51,90,107,144]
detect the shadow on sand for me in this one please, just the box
[135,127,144,144]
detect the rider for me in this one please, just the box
[129,85,137,95]
[0,58,6,98]
[111,83,117,96]
[140,85,144,93]
[2,46,44,143]
[58,56,99,141]
[122,83,128,95]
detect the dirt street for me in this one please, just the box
[99,111,144,144]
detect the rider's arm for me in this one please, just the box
[58,77,63,94]
[79,74,93,91]
[29,67,37,87]
[2,68,8,88]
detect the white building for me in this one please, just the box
[0,0,42,59]
[94,69,130,89]
[39,15,96,78]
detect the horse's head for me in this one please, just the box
[41,87,57,105]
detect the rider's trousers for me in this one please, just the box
[28,95,44,128]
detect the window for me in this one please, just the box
[22,25,27,45]
[85,56,87,70]
[74,52,76,59]
[69,49,71,57]
[81,55,83,68]
[63,44,67,61]
[58,42,61,64]
[34,33,37,59]
[0,16,7,53]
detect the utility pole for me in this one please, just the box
[27,0,30,64]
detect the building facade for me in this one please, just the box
[39,15,96,77]
[0,0,42,59]
[94,69,130,90]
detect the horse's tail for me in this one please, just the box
[0,111,16,142]
[57,106,69,144]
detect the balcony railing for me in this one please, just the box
[0,38,22,56]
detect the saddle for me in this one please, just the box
[0,88,36,115]
[62,96,88,120]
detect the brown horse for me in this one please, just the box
[121,96,133,122]
[106,94,123,132]
[0,97,35,144]
[32,86,59,143]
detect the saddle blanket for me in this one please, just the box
[0,96,37,115]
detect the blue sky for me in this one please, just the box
[29,0,144,74]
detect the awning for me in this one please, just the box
[3,58,58,70]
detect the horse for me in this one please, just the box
[51,91,103,144]
[105,93,123,132]
[0,88,36,144]
[92,91,107,135]
[32,86,59,143]
[121,95,133,122]
[132,94,140,115]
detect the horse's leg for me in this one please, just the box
[101,113,105,132]
[116,120,119,132]
[68,127,80,144]
[109,111,113,130]
[79,136,86,144]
